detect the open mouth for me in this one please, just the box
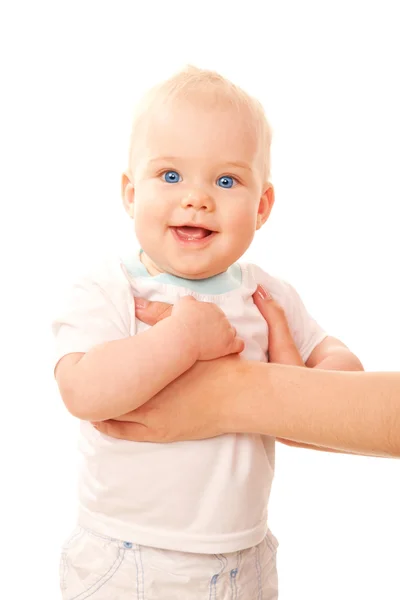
[171,225,215,241]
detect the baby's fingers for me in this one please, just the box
[229,336,245,355]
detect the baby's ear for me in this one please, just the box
[121,172,135,218]
[256,184,275,230]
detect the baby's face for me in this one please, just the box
[124,98,273,279]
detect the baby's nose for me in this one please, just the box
[181,190,215,212]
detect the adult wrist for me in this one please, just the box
[224,360,277,436]
[214,359,262,434]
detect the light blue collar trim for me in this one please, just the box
[122,253,242,295]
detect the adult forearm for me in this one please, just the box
[224,362,400,458]
[68,317,196,421]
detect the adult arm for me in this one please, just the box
[94,291,399,457]
[94,355,399,457]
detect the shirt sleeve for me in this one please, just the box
[279,281,328,362]
[52,275,132,373]
[251,265,328,363]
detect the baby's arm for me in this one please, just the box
[56,312,195,422]
[306,336,363,371]
[55,296,243,422]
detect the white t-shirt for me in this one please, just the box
[52,253,326,553]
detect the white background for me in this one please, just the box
[1,1,399,598]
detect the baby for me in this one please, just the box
[53,66,362,599]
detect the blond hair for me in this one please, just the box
[128,66,272,182]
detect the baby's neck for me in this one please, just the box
[139,251,228,281]
[140,252,164,277]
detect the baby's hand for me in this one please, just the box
[172,296,244,360]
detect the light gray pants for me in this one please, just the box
[60,526,279,599]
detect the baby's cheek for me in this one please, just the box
[229,209,257,238]
[135,194,166,222]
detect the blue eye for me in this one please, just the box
[217,176,235,188]
[163,170,182,184]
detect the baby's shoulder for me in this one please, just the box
[239,261,293,300]
[72,255,129,291]
[58,256,132,317]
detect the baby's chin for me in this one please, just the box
[165,259,227,281]
[169,266,218,281]
[142,249,232,280]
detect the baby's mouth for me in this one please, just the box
[171,226,214,241]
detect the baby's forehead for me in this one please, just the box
[143,110,258,162]
[141,96,260,144]
[129,92,268,180]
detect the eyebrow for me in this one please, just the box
[147,157,252,172]
[147,156,181,165]
[223,161,252,172]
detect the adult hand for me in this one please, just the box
[92,286,304,441]
[253,286,304,367]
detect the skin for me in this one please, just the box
[93,293,400,458]
[92,289,376,456]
